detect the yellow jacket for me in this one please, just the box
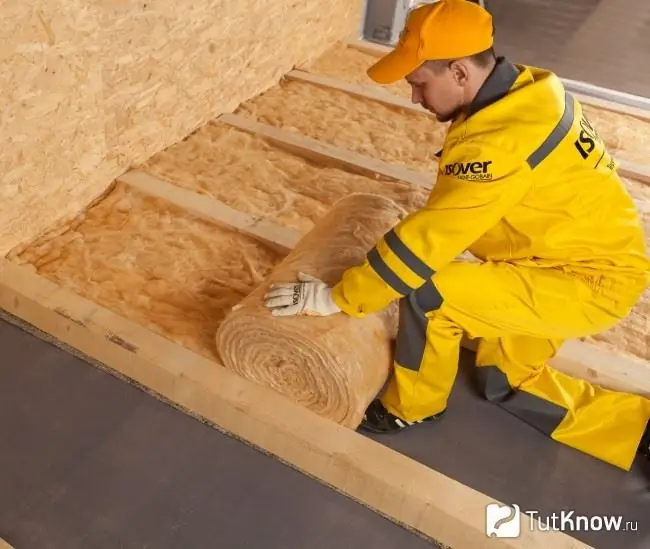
[331,58,650,317]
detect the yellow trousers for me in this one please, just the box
[380,260,650,471]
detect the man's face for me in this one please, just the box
[406,63,465,123]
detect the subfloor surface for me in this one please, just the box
[1,318,649,549]
[0,319,439,549]
[365,352,650,549]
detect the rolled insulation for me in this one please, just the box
[215,193,405,428]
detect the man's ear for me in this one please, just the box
[450,60,470,86]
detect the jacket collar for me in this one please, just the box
[465,56,521,117]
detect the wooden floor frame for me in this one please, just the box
[2,41,650,549]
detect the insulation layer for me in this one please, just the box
[0,0,363,254]
[303,43,650,167]
[139,123,428,234]
[236,80,447,175]
[216,193,405,428]
[242,52,650,363]
[7,182,283,359]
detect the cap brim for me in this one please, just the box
[367,47,421,85]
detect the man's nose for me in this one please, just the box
[411,88,422,105]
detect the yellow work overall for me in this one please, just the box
[332,57,650,471]
[380,260,649,471]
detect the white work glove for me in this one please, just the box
[263,272,342,317]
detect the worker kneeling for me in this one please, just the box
[263,0,650,472]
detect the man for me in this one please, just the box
[263,0,650,472]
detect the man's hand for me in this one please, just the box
[263,272,342,317]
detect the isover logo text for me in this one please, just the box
[444,161,493,181]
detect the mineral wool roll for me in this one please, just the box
[215,193,406,428]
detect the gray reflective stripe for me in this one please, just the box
[415,278,443,312]
[475,364,568,436]
[502,390,568,436]
[393,281,444,371]
[384,229,434,280]
[475,365,513,403]
[526,91,575,169]
[367,248,413,296]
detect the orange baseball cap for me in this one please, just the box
[367,0,494,84]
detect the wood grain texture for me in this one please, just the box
[0,256,593,549]
[0,0,364,255]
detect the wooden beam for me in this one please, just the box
[116,170,298,254]
[285,69,650,190]
[344,39,650,123]
[461,337,650,398]
[571,91,650,124]
[284,70,428,116]
[346,38,392,57]
[618,161,650,186]
[0,257,592,549]
[217,113,434,189]
[122,169,650,398]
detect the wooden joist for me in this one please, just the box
[0,249,591,549]
[285,69,428,116]
[118,169,650,399]
[285,70,650,192]
[218,113,434,188]
[116,170,298,254]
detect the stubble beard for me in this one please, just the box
[421,101,461,123]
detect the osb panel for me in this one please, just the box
[8,182,284,359]
[303,43,650,167]
[139,123,428,234]
[0,0,364,255]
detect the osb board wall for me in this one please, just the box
[0,0,364,256]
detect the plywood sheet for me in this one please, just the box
[7,182,284,360]
[0,0,363,255]
[138,123,428,234]
[303,43,650,166]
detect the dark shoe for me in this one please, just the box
[359,399,445,434]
